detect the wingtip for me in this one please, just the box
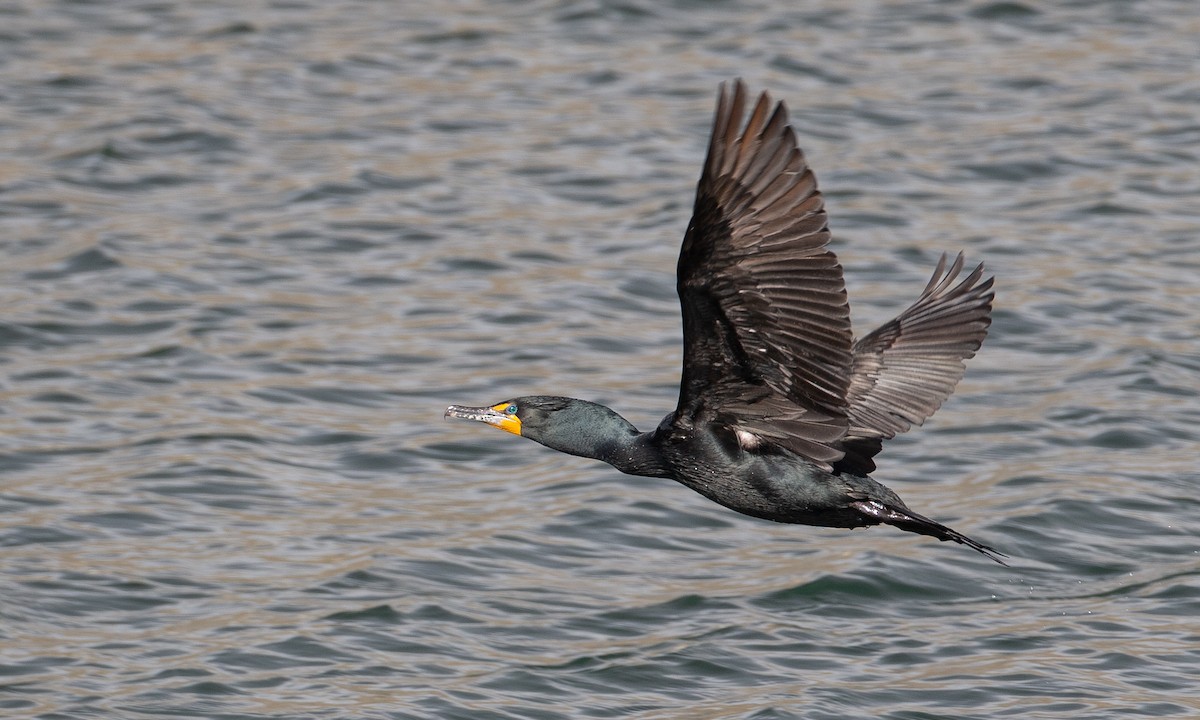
[920,251,994,303]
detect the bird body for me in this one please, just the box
[447,81,1004,564]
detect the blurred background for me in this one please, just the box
[1,1,1198,718]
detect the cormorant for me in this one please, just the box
[446,80,1004,564]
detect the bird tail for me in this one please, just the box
[851,499,1009,566]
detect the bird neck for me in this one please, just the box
[533,399,672,479]
[597,429,673,479]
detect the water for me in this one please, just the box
[2,1,1198,717]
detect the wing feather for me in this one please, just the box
[675,80,853,468]
[834,253,994,475]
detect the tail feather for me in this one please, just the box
[852,499,1008,566]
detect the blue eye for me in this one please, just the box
[504,404,518,415]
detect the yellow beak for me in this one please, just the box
[444,403,522,436]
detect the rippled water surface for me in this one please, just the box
[2,1,1199,718]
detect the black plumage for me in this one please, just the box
[446,80,1003,564]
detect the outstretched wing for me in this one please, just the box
[834,253,994,475]
[675,80,853,467]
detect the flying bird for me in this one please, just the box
[446,80,1003,564]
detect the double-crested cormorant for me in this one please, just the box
[446,80,1004,564]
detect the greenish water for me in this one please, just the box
[2,1,1198,718]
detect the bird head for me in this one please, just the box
[444,395,581,441]
[445,396,637,458]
